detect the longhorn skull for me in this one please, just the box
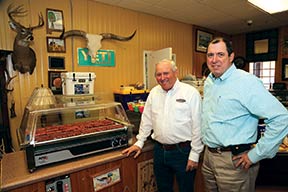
[7,4,44,74]
[60,29,136,58]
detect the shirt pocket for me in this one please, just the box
[174,102,190,122]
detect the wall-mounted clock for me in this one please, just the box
[233,56,247,69]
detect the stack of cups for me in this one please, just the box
[127,101,145,113]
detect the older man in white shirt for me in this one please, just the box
[122,59,203,192]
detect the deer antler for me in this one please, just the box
[30,12,44,30]
[7,3,44,74]
[7,4,44,31]
[7,4,27,29]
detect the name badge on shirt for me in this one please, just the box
[176,98,186,103]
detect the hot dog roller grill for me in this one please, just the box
[17,87,133,172]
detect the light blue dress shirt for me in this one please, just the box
[202,64,288,163]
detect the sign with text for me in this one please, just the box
[78,48,115,67]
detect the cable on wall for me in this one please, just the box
[69,0,75,71]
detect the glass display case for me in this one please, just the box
[17,87,133,172]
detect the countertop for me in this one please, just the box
[0,140,153,191]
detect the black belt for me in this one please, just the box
[208,146,231,153]
[207,144,252,155]
[155,141,191,150]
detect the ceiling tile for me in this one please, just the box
[92,0,288,34]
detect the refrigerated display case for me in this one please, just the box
[17,88,133,172]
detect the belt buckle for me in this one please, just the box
[216,147,222,154]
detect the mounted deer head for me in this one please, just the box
[60,29,136,58]
[7,4,44,74]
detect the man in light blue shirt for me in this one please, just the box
[201,37,288,192]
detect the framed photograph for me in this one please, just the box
[92,167,121,192]
[246,29,278,62]
[282,58,288,80]
[46,8,64,33]
[47,37,66,53]
[196,30,213,53]
[48,71,64,94]
[49,56,65,70]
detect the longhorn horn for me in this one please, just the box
[60,28,87,39]
[100,30,136,41]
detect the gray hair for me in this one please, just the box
[156,59,178,72]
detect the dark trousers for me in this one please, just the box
[153,142,196,192]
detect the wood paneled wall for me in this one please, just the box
[1,0,287,151]
[276,26,288,82]
[0,0,194,150]
[192,26,230,77]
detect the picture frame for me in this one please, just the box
[282,58,288,80]
[246,29,278,62]
[91,166,121,192]
[48,71,64,95]
[47,37,66,53]
[48,56,65,70]
[196,30,213,53]
[46,8,64,33]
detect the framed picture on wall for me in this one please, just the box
[48,71,64,94]
[46,8,64,34]
[48,56,65,70]
[246,29,278,62]
[282,58,288,80]
[47,37,66,53]
[196,30,213,53]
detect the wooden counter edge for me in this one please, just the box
[1,140,154,191]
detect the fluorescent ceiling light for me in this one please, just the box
[248,0,288,14]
